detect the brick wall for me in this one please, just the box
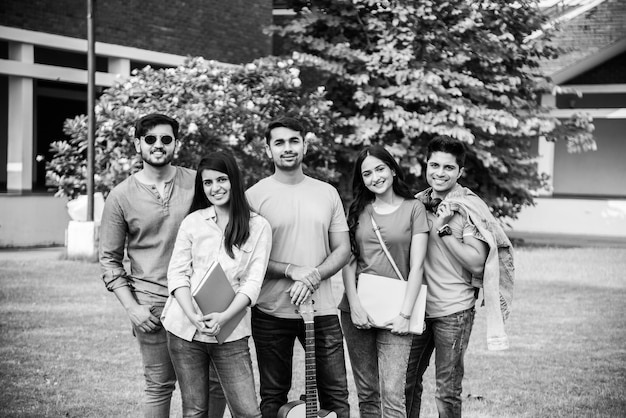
[558,0,626,46]
[541,0,626,76]
[0,0,272,64]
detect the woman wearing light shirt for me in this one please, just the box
[162,151,271,417]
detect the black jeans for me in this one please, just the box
[251,307,350,418]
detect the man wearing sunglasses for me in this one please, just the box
[99,113,228,417]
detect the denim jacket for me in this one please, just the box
[417,186,514,351]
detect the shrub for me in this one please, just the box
[47,56,341,199]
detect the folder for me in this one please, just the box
[357,274,427,334]
[192,261,246,344]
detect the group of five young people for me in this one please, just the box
[101,113,489,418]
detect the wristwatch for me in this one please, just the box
[437,224,452,237]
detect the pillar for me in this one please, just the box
[7,41,34,192]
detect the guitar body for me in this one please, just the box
[277,400,338,418]
[278,300,338,418]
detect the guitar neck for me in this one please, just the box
[304,321,318,417]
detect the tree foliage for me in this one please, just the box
[46,57,341,199]
[268,0,595,218]
[47,1,595,220]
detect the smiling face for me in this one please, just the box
[265,126,307,172]
[134,123,177,168]
[202,169,231,208]
[361,155,395,197]
[426,151,464,198]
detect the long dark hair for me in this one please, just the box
[347,145,414,258]
[189,152,251,258]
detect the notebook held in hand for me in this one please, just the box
[192,261,246,344]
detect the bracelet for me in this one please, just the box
[399,312,411,320]
[284,263,292,278]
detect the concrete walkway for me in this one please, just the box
[0,246,66,261]
[507,231,626,248]
[1,231,624,263]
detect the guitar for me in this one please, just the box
[277,299,338,418]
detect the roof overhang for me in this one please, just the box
[0,25,188,67]
[550,37,626,84]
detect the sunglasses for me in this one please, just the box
[142,134,175,145]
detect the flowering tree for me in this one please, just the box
[269,0,595,218]
[46,56,340,199]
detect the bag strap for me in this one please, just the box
[369,214,405,281]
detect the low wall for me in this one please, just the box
[0,194,70,247]
[506,197,626,245]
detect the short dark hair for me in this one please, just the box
[427,135,467,168]
[135,113,179,139]
[264,116,305,143]
[189,151,251,259]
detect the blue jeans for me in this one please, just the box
[133,305,177,418]
[405,308,475,418]
[251,307,350,418]
[341,310,412,418]
[133,305,226,418]
[167,333,260,418]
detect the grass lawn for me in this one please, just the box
[1,245,625,417]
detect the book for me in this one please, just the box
[192,261,246,344]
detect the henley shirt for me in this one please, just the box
[99,166,196,305]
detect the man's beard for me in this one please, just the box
[273,153,301,171]
[142,149,173,168]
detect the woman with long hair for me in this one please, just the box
[338,145,429,417]
[162,151,271,417]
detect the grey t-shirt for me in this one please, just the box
[339,199,428,311]
[423,209,481,318]
[247,175,349,318]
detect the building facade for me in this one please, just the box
[0,1,272,246]
[507,0,626,244]
[0,0,625,247]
